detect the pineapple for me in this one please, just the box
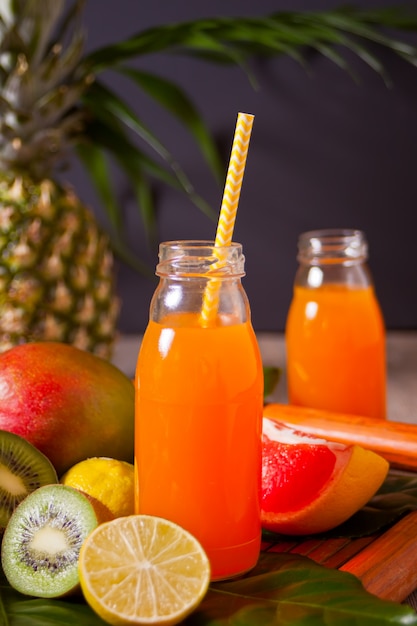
[0,0,415,358]
[0,1,119,358]
[0,176,118,357]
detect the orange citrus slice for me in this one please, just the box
[79,515,211,626]
[261,417,389,535]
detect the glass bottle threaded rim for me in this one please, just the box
[297,229,368,266]
[156,240,246,278]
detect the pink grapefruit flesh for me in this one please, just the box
[261,417,389,535]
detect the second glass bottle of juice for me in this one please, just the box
[135,241,263,581]
[285,229,386,419]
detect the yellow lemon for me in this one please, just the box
[79,515,211,626]
[61,457,134,519]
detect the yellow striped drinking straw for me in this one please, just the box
[200,112,254,326]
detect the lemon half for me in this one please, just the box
[79,515,211,626]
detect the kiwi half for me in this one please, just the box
[1,484,99,598]
[0,430,58,529]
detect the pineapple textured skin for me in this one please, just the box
[0,1,120,358]
[0,176,119,359]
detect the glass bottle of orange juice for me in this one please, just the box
[285,229,386,419]
[135,240,263,581]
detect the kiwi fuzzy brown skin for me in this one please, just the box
[1,484,99,598]
[0,430,58,531]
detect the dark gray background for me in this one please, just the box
[69,0,417,334]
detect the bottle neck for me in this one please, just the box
[156,240,245,279]
[151,240,250,324]
[295,229,372,288]
[297,229,368,266]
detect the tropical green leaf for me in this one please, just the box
[263,366,281,399]
[86,114,216,232]
[83,81,188,173]
[76,130,159,273]
[263,472,417,543]
[313,9,417,56]
[109,236,156,279]
[118,66,224,183]
[74,143,155,274]
[123,165,158,247]
[78,111,216,256]
[326,472,417,538]
[83,8,417,76]
[190,553,417,625]
[312,41,355,76]
[76,142,121,231]
[84,115,184,191]
[73,6,417,271]
[83,20,247,70]
[83,81,217,220]
[78,120,157,244]
[0,584,105,625]
[359,6,417,29]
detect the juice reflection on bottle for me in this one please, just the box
[135,241,263,581]
[285,230,386,420]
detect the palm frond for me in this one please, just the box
[82,81,217,225]
[118,67,224,183]
[84,7,417,73]
[75,6,417,272]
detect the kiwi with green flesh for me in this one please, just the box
[0,430,58,530]
[1,484,99,598]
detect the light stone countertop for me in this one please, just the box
[114,330,417,424]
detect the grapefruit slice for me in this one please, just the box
[261,417,389,535]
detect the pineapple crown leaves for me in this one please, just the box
[0,0,89,178]
[2,2,417,272]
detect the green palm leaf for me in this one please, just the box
[84,8,417,70]
[82,84,217,226]
[72,5,417,270]
[118,67,224,183]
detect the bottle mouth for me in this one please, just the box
[297,229,368,264]
[156,240,246,277]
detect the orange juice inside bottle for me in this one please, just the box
[286,283,386,419]
[135,311,263,581]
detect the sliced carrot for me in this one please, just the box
[263,404,417,471]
